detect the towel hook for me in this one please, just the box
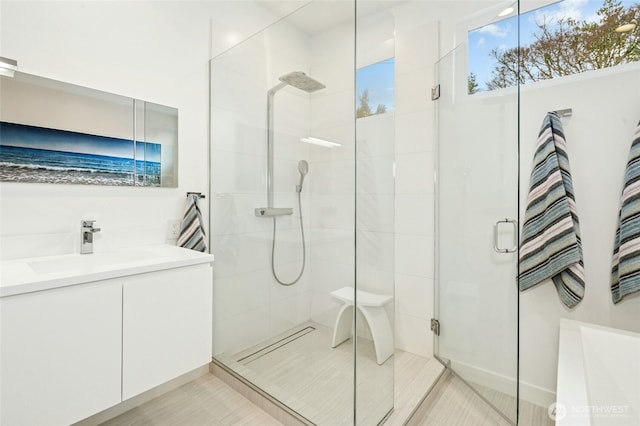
[552,108,572,118]
[186,192,206,199]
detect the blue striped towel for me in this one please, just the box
[177,195,207,252]
[519,112,585,308]
[611,121,640,304]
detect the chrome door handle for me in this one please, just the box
[493,218,518,253]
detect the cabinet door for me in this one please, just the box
[1,281,122,426]
[122,265,212,399]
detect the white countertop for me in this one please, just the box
[0,244,214,297]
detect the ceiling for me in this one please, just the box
[259,0,410,35]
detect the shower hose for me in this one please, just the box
[271,190,306,286]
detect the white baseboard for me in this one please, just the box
[448,359,555,409]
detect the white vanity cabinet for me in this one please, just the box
[1,248,214,426]
[0,280,122,426]
[122,264,213,399]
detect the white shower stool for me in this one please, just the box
[330,286,393,365]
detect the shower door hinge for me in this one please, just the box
[430,318,440,336]
[431,85,440,101]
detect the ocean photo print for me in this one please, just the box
[0,121,161,186]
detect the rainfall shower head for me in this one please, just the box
[297,160,309,193]
[279,71,326,93]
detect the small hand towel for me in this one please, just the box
[519,112,585,308]
[177,195,207,252]
[611,121,640,304]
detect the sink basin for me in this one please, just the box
[29,250,160,274]
[1,244,214,298]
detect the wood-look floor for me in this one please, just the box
[101,370,552,426]
[101,374,280,425]
[411,373,554,426]
[101,321,551,426]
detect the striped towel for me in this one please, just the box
[177,195,207,252]
[519,112,584,308]
[611,121,640,304]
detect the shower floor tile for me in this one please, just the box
[216,321,443,425]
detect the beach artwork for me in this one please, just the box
[0,121,161,186]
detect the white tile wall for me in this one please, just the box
[211,11,323,356]
[209,1,441,361]
[392,13,439,358]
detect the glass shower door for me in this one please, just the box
[434,44,519,424]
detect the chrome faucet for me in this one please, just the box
[80,220,101,254]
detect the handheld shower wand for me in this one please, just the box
[296,160,309,193]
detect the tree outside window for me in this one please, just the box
[468,0,639,94]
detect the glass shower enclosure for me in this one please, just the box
[433,11,520,426]
[209,2,395,424]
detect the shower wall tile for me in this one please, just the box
[311,25,354,93]
[212,34,270,83]
[269,89,312,136]
[309,194,355,230]
[270,290,314,337]
[212,307,271,357]
[272,131,312,162]
[211,193,271,236]
[356,113,395,158]
[356,193,395,233]
[311,89,355,130]
[395,274,433,320]
[395,234,434,279]
[269,272,312,305]
[308,159,355,195]
[211,149,266,194]
[213,272,270,323]
[357,265,395,297]
[395,313,432,357]
[307,124,355,163]
[356,230,395,274]
[395,109,434,155]
[395,27,438,76]
[395,151,435,195]
[308,228,354,268]
[211,233,271,279]
[395,66,435,115]
[395,194,434,237]
[211,65,266,122]
[211,107,266,156]
[356,155,395,195]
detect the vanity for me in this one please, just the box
[0,245,214,426]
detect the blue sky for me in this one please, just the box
[356,57,395,113]
[468,0,638,91]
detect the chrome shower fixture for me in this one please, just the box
[278,71,326,93]
[262,71,326,212]
[297,160,309,193]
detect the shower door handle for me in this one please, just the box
[493,218,518,253]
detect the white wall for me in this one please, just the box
[519,64,640,405]
[0,1,214,259]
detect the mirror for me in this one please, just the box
[0,72,178,187]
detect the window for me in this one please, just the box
[356,58,395,118]
[468,0,639,94]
